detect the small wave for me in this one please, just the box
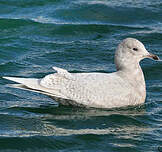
[30,15,149,29]
[74,0,162,11]
[0,15,148,30]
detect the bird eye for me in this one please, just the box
[133,48,138,51]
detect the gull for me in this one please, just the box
[3,38,160,108]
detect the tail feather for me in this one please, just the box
[3,77,66,98]
[7,84,55,96]
[3,77,41,90]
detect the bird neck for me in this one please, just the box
[117,63,146,99]
[118,62,145,83]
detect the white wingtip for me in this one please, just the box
[3,76,66,99]
[3,77,18,82]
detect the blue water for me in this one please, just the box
[0,0,162,151]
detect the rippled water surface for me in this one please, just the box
[0,0,162,151]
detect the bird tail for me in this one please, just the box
[3,77,60,97]
[3,76,86,107]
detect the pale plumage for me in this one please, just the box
[3,38,160,108]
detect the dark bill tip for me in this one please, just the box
[148,52,160,61]
[152,55,160,60]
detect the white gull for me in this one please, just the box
[3,38,160,108]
